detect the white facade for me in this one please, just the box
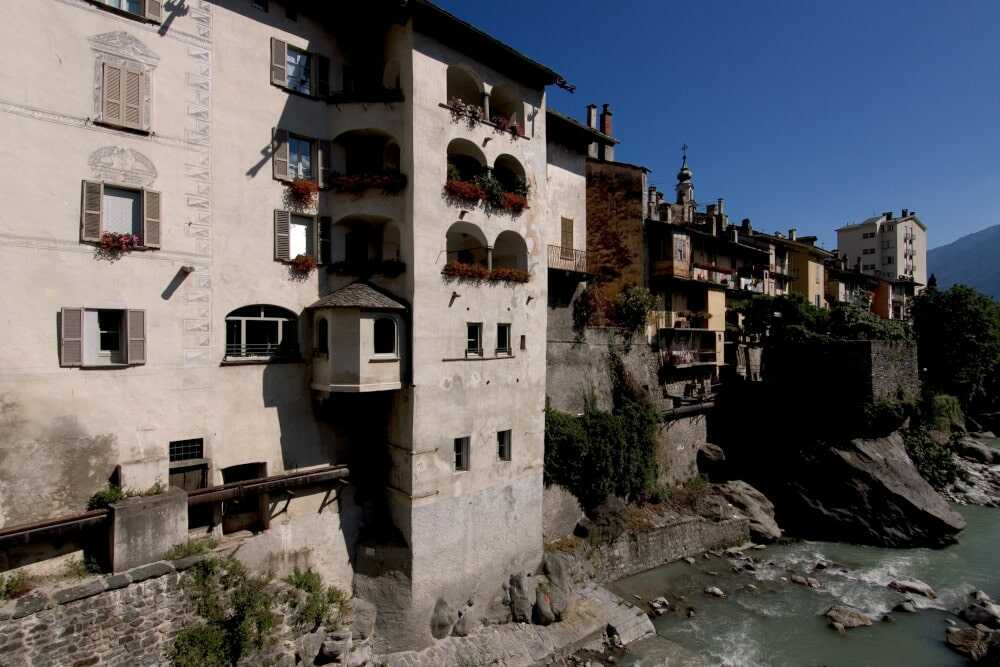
[0,0,569,652]
[836,210,927,288]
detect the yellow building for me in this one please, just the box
[748,229,833,308]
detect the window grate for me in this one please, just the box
[170,438,204,462]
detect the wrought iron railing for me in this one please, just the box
[547,245,587,273]
[224,343,297,361]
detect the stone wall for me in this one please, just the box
[870,341,920,401]
[581,517,749,583]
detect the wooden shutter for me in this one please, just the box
[318,140,331,189]
[81,180,103,242]
[124,64,143,130]
[144,0,163,22]
[306,216,317,259]
[142,188,161,248]
[102,63,123,126]
[272,128,290,181]
[140,67,151,131]
[318,216,331,265]
[274,210,290,261]
[270,38,288,87]
[60,307,84,367]
[126,310,146,365]
[561,218,574,250]
[315,54,330,98]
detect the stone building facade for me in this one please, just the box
[0,0,577,653]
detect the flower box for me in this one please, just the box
[286,178,318,208]
[443,179,485,207]
[100,232,139,254]
[489,267,530,284]
[442,261,490,281]
[290,254,317,275]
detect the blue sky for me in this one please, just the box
[434,0,1000,249]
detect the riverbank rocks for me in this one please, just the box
[704,586,726,598]
[693,481,782,543]
[960,600,1000,629]
[762,431,966,547]
[889,578,937,599]
[509,574,534,623]
[945,625,1000,663]
[954,437,1000,465]
[430,598,457,639]
[825,606,873,631]
[791,574,822,589]
[894,599,918,613]
[544,483,585,542]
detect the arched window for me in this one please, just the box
[493,230,528,271]
[446,138,486,182]
[493,154,527,195]
[373,317,397,355]
[490,85,525,136]
[445,221,489,267]
[446,65,481,109]
[225,305,298,361]
[316,317,329,356]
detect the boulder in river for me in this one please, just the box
[893,600,918,613]
[704,586,726,598]
[945,625,997,662]
[761,432,966,547]
[888,578,937,599]
[960,601,1000,629]
[955,436,1000,465]
[825,606,873,630]
[693,480,782,543]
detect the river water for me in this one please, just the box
[612,503,1000,667]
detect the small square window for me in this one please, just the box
[289,214,312,258]
[103,186,142,238]
[454,436,470,471]
[497,430,511,461]
[520,334,526,351]
[466,323,482,356]
[496,323,511,354]
[169,438,204,462]
[98,310,123,355]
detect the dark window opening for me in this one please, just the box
[497,323,511,354]
[454,437,470,471]
[497,430,511,461]
[373,318,396,355]
[316,318,329,356]
[169,438,204,462]
[466,323,482,355]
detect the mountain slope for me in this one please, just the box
[928,224,1000,298]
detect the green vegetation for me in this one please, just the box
[545,354,659,510]
[0,571,29,601]
[86,480,165,511]
[737,295,912,344]
[164,538,217,561]
[613,286,656,334]
[63,556,101,578]
[903,428,960,491]
[285,567,349,631]
[170,558,276,667]
[911,284,1000,412]
[925,394,965,434]
[861,397,915,437]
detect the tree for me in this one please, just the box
[911,284,1000,411]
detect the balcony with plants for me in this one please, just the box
[329,130,406,198]
[443,140,529,216]
[442,223,530,285]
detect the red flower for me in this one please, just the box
[291,254,317,274]
[443,180,485,205]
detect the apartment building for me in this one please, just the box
[836,209,927,287]
[0,0,573,650]
[745,229,834,309]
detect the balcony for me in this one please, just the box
[691,264,733,288]
[658,327,719,368]
[547,245,588,273]
[652,260,690,280]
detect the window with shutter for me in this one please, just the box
[124,65,143,129]
[560,217,574,258]
[60,308,84,367]
[270,38,288,87]
[142,188,161,248]
[318,140,332,189]
[126,309,146,365]
[274,210,291,261]
[318,217,332,264]
[272,128,290,181]
[102,63,123,126]
[81,180,104,242]
[144,0,163,22]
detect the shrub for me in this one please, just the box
[926,393,965,434]
[573,285,613,331]
[290,254,317,275]
[860,398,914,437]
[286,568,350,631]
[489,267,530,284]
[285,178,318,208]
[64,556,101,578]
[443,179,484,206]
[904,428,959,490]
[286,567,323,594]
[613,286,655,333]
[169,623,229,667]
[174,557,276,666]
[165,538,217,561]
[0,572,29,601]
[442,261,490,282]
[87,485,126,510]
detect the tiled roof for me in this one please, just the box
[307,283,407,311]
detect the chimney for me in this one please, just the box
[884,211,893,220]
[788,228,797,241]
[729,227,739,243]
[706,203,717,217]
[717,198,724,216]
[647,187,659,220]
[586,104,598,159]
[901,208,909,217]
[741,217,752,234]
[599,104,614,161]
